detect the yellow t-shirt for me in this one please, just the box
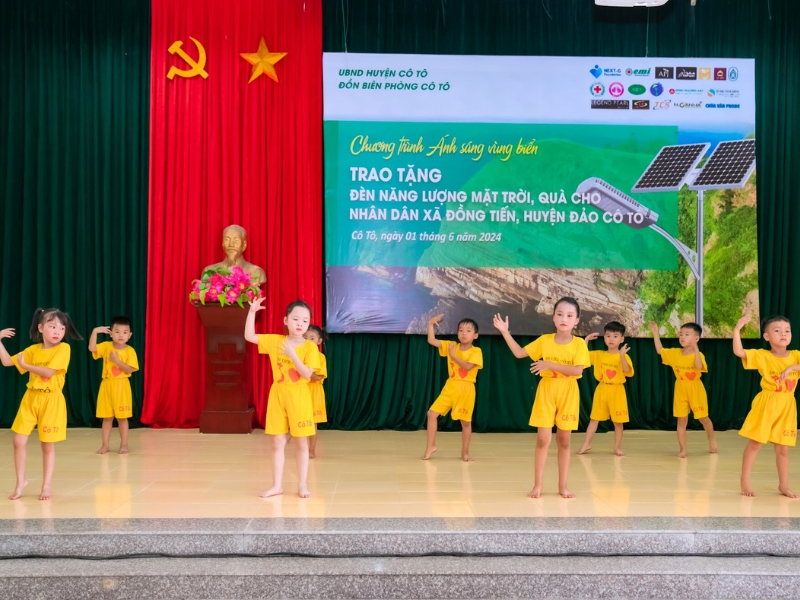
[439,340,483,384]
[313,353,328,383]
[11,343,71,393]
[589,350,634,383]
[524,334,590,379]
[92,341,139,379]
[661,347,707,381]
[742,349,800,394]
[257,334,320,385]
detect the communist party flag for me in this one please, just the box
[143,0,323,427]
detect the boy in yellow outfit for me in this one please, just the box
[422,314,483,462]
[89,316,139,455]
[650,321,717,458]
[578,321,634,456]
[734,314,800,498]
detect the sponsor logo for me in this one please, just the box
[714,67,727,80]
[604,68,623,76]
[705,103,741,109]
[675,101,703,108]
[669,88,675,95]
[655,66,674,79]
[590,82,606,96]
[698,67,712,80]
[650,82,664,96]
[609,82,625,97]
[628,84,646,95]
[729,67,739,81]
[652,100,671,110]
[707,89,740,98]
[669,88,704,95]
[677,67,698,80]
[632,100,650,110]
[590,65,602,78]
[625,68,651,77]
[591,99,630,109]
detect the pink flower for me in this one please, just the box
[205,289,219,302]
[245,289,256,301]
[225,288,240,303]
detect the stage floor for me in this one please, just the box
[0,428,798,520]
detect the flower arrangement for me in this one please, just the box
[189,266,260,308]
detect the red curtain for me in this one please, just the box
[143,0,323,427]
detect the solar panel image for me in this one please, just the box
[689,139,756,190]
[632,143,709,192]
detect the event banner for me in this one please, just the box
[323,54,758,337]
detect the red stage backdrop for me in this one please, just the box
[143,0,323,427]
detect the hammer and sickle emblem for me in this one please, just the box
[167,37,209,80]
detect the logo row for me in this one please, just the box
[590,82,740,98]
[590,100,741,110]
[591,65,739,81]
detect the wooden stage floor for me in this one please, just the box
[0,428,798,520]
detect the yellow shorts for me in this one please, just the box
[590,383,629,423]
[739,391,797,446]
[429,379,476,422]
[673,380,708,419]
[11,391,67,443]
[96,379,133,419]
[309,382,327,424]
[265,383,315,437]
[530,378,580,431]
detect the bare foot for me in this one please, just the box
[709,442,718,454]
[9,480,28,500]
[309,450,316,459]
[96,446,109,455]
[576,445,591,455]
[779,486,798,499]
[39,487,52,501]
[118,446,129,455]
[298,486,312,498]
[741,477,755,497]
[559,487,576,499]
[421,446,437,460]
[677,450,687,459]
[527,485,543,499]
[259,486,283,498]
[613,448,626,457]
[461,453,473,462]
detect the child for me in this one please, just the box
[494,297,590,498]
[577,321,634,456]
[650,321,717,457]
[303,325,328,459]
[734,314,800,498]
[422,314,483,462]
[89,316,139,455]
[245,298,320,498]
[0,308,82,500]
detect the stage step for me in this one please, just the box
[2,517,800,558]
[1,555,800,599]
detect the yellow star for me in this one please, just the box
[240,37,287,84]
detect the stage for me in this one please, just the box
[1,428,799,519]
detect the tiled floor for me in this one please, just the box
[0,427,798,519]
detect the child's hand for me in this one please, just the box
[109,351,121,365]
[93,326,112,335]
[530,360,551,375]
[0,328,15,340]
[16,352,27,368]
[585,332,599,342]
[620,343,630,356]
[448,342,457,358]
[278,339,298,359]
[248,296,266,314]
[735,315,751,330]
[428,314,444,327]
[779,367,795,384]
[493,314,509,333]
[648,322,659,336]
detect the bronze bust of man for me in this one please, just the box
[203,224,266,284]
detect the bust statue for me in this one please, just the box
[202,224,266,285]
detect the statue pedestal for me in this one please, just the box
[195,304,254,433]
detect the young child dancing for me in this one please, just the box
[650,321,717,457]
[245,298,320,498]
[578,321,634,456]
[0,308,82,500]
[734,315,800,498]
[89,316,139,455]
[422,314,483,462]
[494,297,590,498]
[303,325,328,459]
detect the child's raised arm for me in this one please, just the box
[732,315,750,358]
[88,326,111,353]
[427,314,443,348]
[244,297,265,344]
[493,314,528,358]
[447,343,476,371]
[0,328,16,367]
[649,322,663,354]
